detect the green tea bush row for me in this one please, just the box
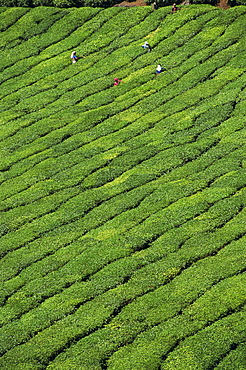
[214,342,246,370]
[0,7,67,50]
[0,7,29,32]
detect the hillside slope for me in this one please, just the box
[0,5,246,369]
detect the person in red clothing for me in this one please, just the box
[171,3,178,12]
[114,78,123,86]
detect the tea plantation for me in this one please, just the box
[0,4,246,369]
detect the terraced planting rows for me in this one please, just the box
[0,4,246,369]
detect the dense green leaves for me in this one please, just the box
[0,5,246,370]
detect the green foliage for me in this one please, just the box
[0,5,246,370]
[0,8,29,30]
